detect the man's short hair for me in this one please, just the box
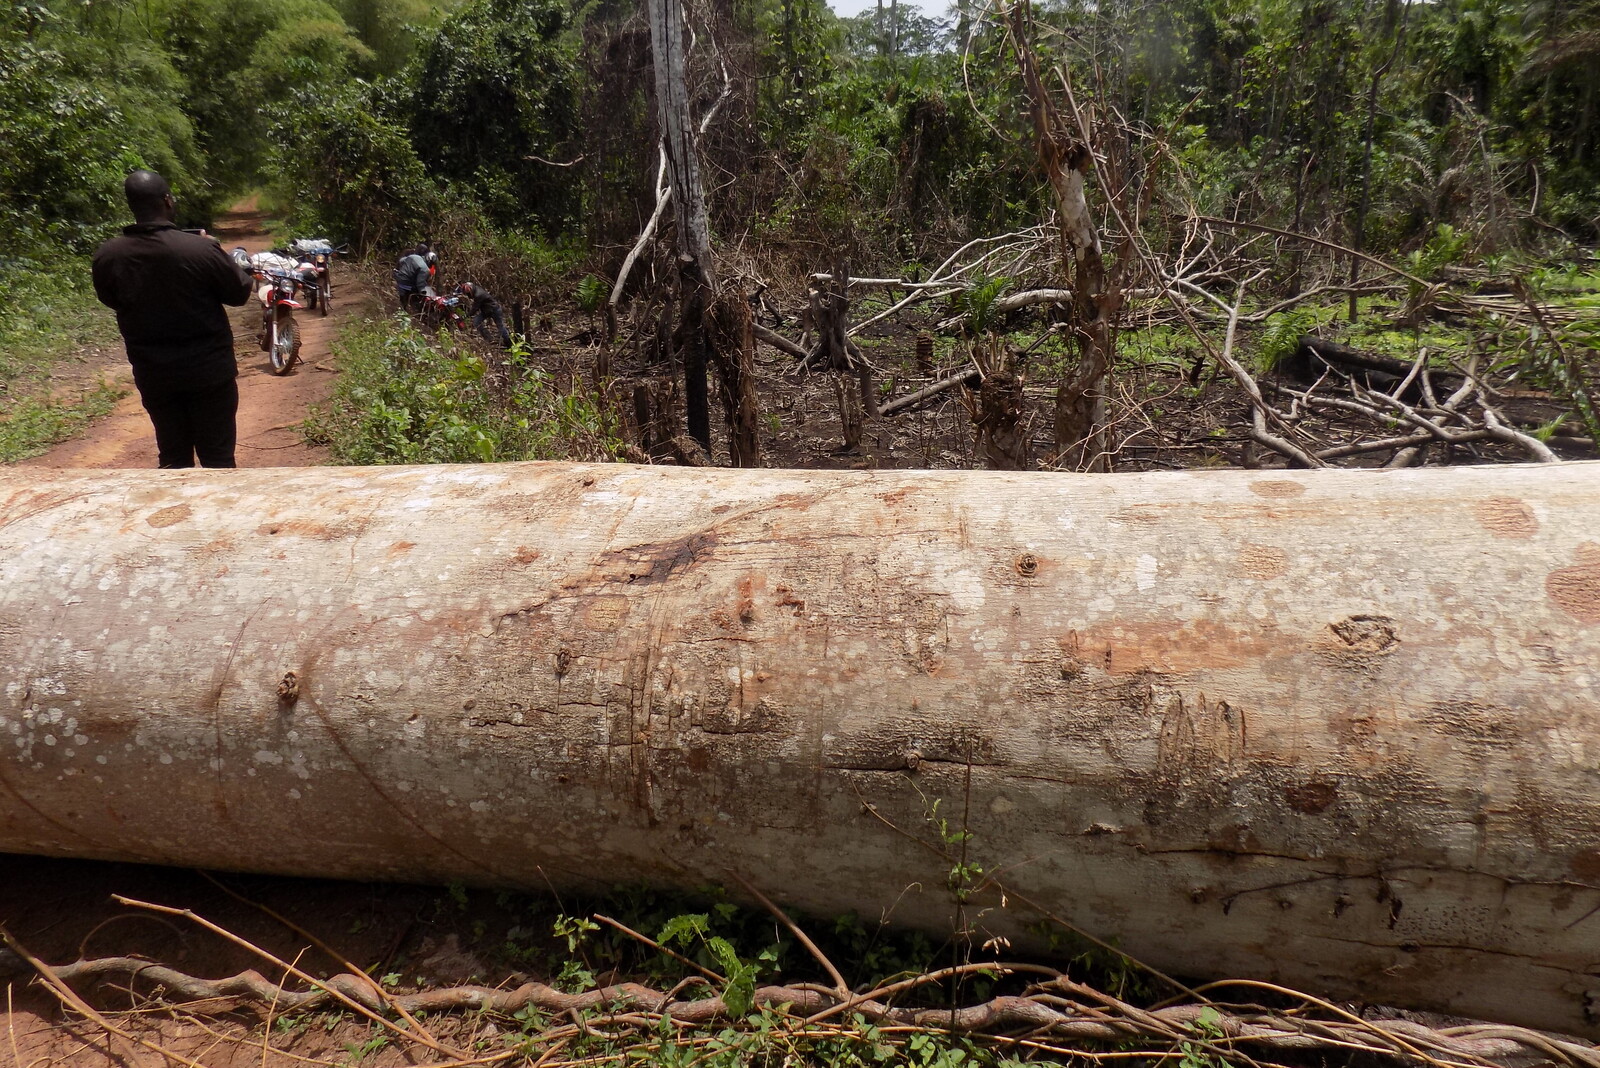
[124,170,172,218]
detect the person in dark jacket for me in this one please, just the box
[394,248,431,311]
[91,170,253,468]
[456,281,511,348]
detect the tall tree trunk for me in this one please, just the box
[649,0,714,452]
[1347,1,1410,322]
[708,287,761,467]
[3,463,1600,1036]
[1007,1,1118,472]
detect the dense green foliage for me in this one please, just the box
[307,317,625,463]
[2,0,1595,266]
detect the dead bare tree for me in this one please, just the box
[649,0,713,452]
[1005,0,1126,471]
[643,0,759,465]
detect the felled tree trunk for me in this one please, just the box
[2,463,1599,1036]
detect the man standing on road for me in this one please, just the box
[91,170,253,468]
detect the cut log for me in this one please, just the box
[1286,335,1465,397]
[2,463,1599,1035]
[878,367,980,416]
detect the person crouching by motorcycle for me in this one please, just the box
[457,281,511,349]
[394,247,432,311]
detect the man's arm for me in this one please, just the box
[90,248,119,311]
[207,243,253,306]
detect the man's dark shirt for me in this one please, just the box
[91,223,252,396]
[394,253,430,293]
[460,282,500,315]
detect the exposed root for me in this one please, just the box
[5,947,1597,1068]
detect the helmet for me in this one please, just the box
[426,251,438,265]
[457,281,471,295]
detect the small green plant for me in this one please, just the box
[1177,1006,1225,1068]
[553,913,599,953]
[925,797,982,903]
[1255,309,1318,373]
[553,957,596,992]
[1404,223,1469,281]
[341,1030,389,1064]
[575,273,607,315]
[657,911,779,1017]
[951,275,1011,337]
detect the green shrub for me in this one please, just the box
[308,317,625,465]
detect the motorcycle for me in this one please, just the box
[419,293,469,334]
[253,268,304,375]
[288,238,339,316]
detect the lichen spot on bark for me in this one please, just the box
[1473,496,1538,539]
[1235,544,1288,579]
[146,504,192,528]
[1249,480,1306,499]
[1547,543,1600,624]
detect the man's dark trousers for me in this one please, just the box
[139,378,239,468]
[475,304,511,348]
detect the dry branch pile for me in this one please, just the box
[6,897,1599,1068]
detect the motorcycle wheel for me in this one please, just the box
[319,278,331,316]
[270,315,298,375]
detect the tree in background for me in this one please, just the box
[409,0,581,233]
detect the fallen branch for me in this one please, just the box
[934,288,1074,331]
[878,368,981,416]
[751,321,812,362]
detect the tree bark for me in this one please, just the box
[648,0,713,452]
[1007,1,1116,472]
[2,463,1600,1036]
[707,288,761,467]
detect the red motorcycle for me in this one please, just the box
[419,293,468,334]
[253,268,304,374]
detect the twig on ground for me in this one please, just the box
[110,893,468,1060]
[593,914,725,984]
[196,870,446,1050]
[1,926,209,1068]
[728,871,850,997]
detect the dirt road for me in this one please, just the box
[21,205,350,470]
[3,207,378,1066]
